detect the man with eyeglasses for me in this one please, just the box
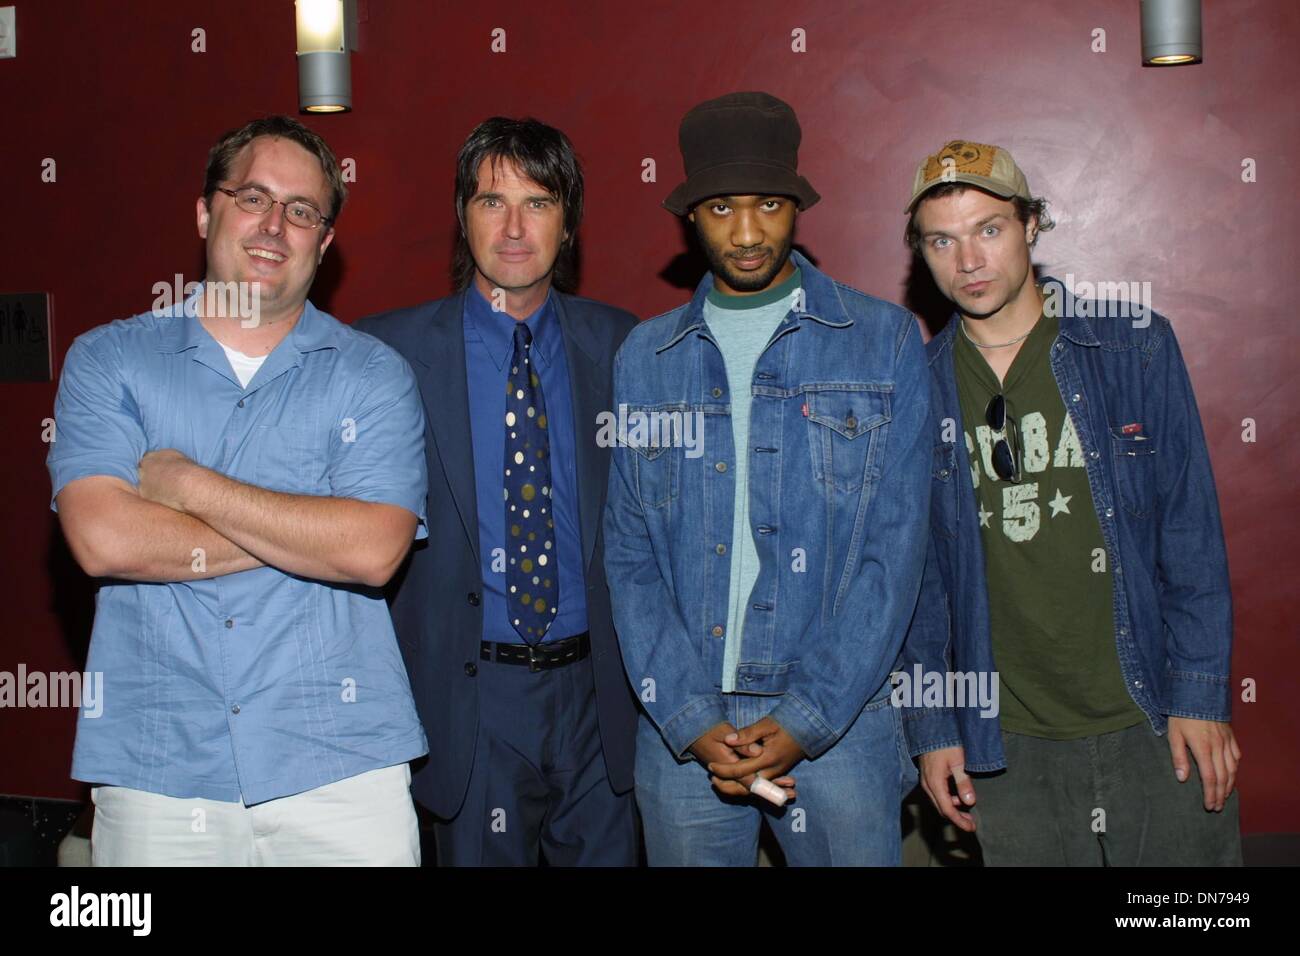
[47,115,430,865]
[899,140,1242,865]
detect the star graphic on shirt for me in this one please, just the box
[1048,488,1073,517]
[978,503,993,528]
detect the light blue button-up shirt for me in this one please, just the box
[47,290,429,805]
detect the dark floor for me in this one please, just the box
[0,795,85,866]
[3,791,1296,866]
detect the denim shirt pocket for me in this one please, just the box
[804,386,891,493]
[1109,427,1156,518]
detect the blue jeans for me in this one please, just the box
[634,686,917,866]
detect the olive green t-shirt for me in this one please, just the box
[953,312,1145,738]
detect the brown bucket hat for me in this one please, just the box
[663,91,821,216]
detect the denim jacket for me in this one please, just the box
[901,281,1234,771]
[604,250,931,759]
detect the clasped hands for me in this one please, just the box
[689,716,805,801]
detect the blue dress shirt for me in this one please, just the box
[463,284,588,643]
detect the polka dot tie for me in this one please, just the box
[504,323,558,644]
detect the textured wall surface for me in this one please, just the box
[2,0,1295,834]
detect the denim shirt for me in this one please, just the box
[604,250,931,759]
[901,282,1234,772]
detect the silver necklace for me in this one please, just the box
[960,318,1036,349]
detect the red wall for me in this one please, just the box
[3,0,1296,834]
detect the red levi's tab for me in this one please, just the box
[1121,422,1143,435]
[802,403,809,417]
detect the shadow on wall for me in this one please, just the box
[903,255,954,339]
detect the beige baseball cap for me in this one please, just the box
[905,140,1032,213]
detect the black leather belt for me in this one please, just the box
[480,632,590,672]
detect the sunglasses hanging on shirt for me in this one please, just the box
[985,393,1021,483]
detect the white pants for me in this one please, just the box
[90,764,420,866]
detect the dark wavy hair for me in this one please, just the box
[451,117,584,292]
[905,182,1054,254]
[203,115,346,223]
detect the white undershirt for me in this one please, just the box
[219,342,268,389]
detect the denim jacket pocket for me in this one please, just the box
[1110,428,1156,517]
[805,386,891,493]
[625,404,684,509]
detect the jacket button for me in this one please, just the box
[712,387,723,398]
[464,662,478,677]
[467,592,480,606]
[711,625,724,638]
[1072,393,1081,403]
[225,619,234,629]
[715,543,727,555]
[237,399,245,408]
[715,461,727,473]
[846,415,858,430]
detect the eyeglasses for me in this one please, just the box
[985,393,1021,483]
[215,186,331,229]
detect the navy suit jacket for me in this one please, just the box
[354,290,639,818]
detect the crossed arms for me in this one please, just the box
[56,454,417,587]
[50,333,425,589]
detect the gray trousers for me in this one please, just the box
[972,722,1242,866]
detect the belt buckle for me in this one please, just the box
[527,643,542,673]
